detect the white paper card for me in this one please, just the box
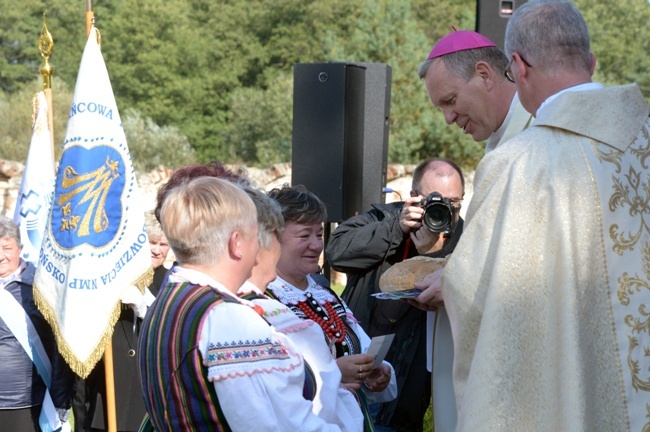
[365,334,395,369]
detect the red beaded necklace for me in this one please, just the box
[296,298,347,344]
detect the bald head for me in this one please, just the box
[412,158,465,196]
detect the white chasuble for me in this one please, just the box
[443,84,650,431]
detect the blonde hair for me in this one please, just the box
[160,177,257,266]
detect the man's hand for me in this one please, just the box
[406,268,445,311]
[399,196,425,234]
[410,226,444,254]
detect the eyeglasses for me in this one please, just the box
[414,191,463,209]
[449,198,463,210]
[504,53,533,83]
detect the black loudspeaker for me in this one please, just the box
[292,63,391,223]
[476,0,528,50]
[354,62,391,219]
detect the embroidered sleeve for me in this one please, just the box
[199,302,302,381]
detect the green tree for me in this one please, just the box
[91,0,362,163]
[224,71,293,165]
[0,0,43,92]
[576,0,650,99]
[0,0,88,93]
[0,76,73,162]
[326,0,482,168]
[122,108,197,172]
[2,0,649,169]
[0,76,195,173]
[412,0,476,44]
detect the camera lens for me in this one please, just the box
[423,203,452,233]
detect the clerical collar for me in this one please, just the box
[537,82,603,117]
[485,92,520,154]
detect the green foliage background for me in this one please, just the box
[1,0,649,172]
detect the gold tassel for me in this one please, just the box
[33,267,154,379]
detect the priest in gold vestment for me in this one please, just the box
[416,1,650,430]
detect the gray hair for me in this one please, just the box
[418,46,509,81]
[244,186,284,249]
[0,217,20,245]
[144,210,164,241]
[505,0,591,74]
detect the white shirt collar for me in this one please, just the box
[169,266,257,306]
[169,266,231,295]
[238,280,264,297]
[536,82,604,117]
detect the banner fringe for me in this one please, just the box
[33,267,153,379]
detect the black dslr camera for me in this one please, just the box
[418,192,458,236]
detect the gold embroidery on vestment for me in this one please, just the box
[599,121,650,430]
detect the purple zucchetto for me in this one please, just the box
[427,30,496,60]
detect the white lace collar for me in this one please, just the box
[238,280,265,297]
[267,275,337,306]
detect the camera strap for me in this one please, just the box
[402,237,412,262]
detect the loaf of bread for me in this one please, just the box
[379,256,447,292]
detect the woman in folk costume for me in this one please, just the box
[266,185,397,431]
[153,162,363,430]
[138,177,344,431]
[0,216,76,431]
[238,186,364,431]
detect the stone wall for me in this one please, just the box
[1,159,473,286]
[0,160,431,218]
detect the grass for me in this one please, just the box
[331,283,345,296]
[424,403,434,431]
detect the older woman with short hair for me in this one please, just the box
[0,217,75,431]
[144,210,170,296]
[138,177,344,431]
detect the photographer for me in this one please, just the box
[325,158,464,432]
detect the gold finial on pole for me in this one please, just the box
[38,13,54,91]
[85,0,94,38]
[38,13,55,154]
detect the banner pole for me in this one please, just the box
[104,339,118,432]
[38,14,55,159]
[85,0,94,38]
[84,10,116,431]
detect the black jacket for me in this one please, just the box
[326,202,464,335]
[325,201,464,430]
